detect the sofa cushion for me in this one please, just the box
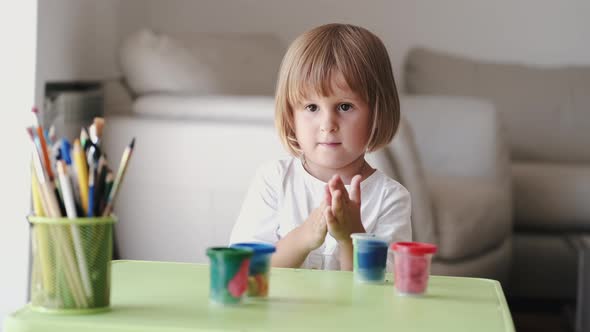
[119,29,218,95]
[400,95,509,180]
[428,175,511,261]
[405,47,590,163]
[367,116,436,245]
[119,29,285,96]
[384,117,436,245]
[513,162,590,231]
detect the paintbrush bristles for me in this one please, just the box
[93,117,104,141]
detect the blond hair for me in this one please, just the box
[275,23,400,156]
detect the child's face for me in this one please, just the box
[293,72,371,178]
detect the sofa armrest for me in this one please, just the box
[401,96,510,182]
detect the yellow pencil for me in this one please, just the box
[73,139,89,215]
[31,163,45,216]
[31,163,53,294]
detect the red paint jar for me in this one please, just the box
[391,242,437,295]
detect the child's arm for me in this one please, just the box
[271,186,331,268]
[336,239,355,271]
[325,174,365,270]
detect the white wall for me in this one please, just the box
[411,1,590,65]
[1,0,122,327]
[36,0,590,99]
[0,1,37,330]
[120,0,590,90]
[36,0,122,109]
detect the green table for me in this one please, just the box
[5,260,514,331]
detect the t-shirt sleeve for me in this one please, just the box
[373,184,413,272]
[229,162,281,245]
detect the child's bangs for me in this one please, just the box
[286,62,335,108]
[286,47,368,108]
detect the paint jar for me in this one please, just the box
[351,233,389,283]
[206,247,253,305]
[230,243,276,297]
[392,242,437,295]
[28,215,116,313]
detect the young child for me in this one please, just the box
[229,23,411,271]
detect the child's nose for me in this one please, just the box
[320,112,338,133]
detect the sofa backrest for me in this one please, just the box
[405,47,590,163]
[119,29,286,97]
[102,96,437,262]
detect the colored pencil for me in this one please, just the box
[73,140,89,215]
[57,160,93,302]
[102,172,114,214]
[93,156,107,216]
[35,126,54,182]
[57,160,78,219]
[87,160,95,218]
[102,138,135,216]
[61,138,82,204]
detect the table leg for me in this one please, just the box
[568,235,590,332]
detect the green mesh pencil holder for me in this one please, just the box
[28,215,116,314]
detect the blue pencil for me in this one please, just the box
[60,138,72,165]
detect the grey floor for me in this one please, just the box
[509,298,574,332]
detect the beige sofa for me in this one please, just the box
[103,93,512,284]
[405,47,590,299]
[101,29,513,285]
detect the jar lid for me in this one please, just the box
[350,233,389,243]
[391,242,437,255]
[230,242,276,254]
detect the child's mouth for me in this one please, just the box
[318,142,341,147]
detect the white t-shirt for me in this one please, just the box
[229,157,412,271]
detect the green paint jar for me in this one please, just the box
[206,247,253,305]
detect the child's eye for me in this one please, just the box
[305,104,318,112]
[338,103,352,112]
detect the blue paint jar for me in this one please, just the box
[351,233,389,283]
[230,242,276,297]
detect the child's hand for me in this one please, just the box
[299,186,331,251]
[325,174,365,242]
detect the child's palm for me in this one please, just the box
[326,175,364,241]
